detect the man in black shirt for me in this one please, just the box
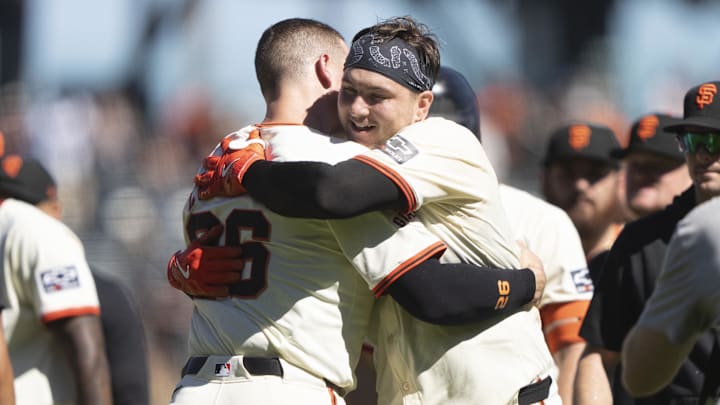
[575,82,720,404]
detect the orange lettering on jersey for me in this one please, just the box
[696,83,717,109]
[636,115,660,140]
[568,125,591,150]
[1,155,22,178]
[495,280,511,309]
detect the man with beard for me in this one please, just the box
[541,122,625,269]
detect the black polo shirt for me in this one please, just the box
[580,186,716,403]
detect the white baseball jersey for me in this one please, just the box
[0,198,101,405]
[637,197,720,344]
[183,124,445,393]
[499,184,592,353]
[354,118,559,405]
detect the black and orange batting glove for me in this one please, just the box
[167,225,246,298]
[195,130,266,200]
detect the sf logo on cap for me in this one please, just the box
[696,83,717,109]
[568,125,591,151]
[637,115,659,140]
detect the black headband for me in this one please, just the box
[345,33,434,92]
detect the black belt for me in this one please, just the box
[181,356,346,396]
[518,375,552,405]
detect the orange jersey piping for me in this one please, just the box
[42,306,101,324]
[372,241,446,297]
[351,155,417,213]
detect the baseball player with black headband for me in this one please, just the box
[185,16,559,405]
[166,17,549,405]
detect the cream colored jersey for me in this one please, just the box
[183,124,445,393]
[355,118,558,405]
[0,198,101,405]
[499,184,592,305]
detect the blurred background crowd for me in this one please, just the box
[1,0,719,403]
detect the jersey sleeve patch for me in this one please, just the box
[570,267,593,293]
[40,265,80,293]
[379,134,418,164]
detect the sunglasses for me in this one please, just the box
[676,132,720,154]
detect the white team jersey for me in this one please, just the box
[184,124,445,392]
[499,184,592,305]
[0,198,101,405]
[355,118,558,405]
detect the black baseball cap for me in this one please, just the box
[543,122,620,167]
[0,154,57,205]
[429,66,481,140]
[664,81,720,133]
[611,113,684,162]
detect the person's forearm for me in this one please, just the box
[387,260,535,325]
[621,326,691,397]
[553,342,585,404]
[0,318,15,405]
[244,159,405,218]
[574,346,615,405]
[51,315,113,405]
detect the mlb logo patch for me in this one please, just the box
[40,266,80,293]
[570,268,593,293]
[215,362,232,377]
[380,135,418,164]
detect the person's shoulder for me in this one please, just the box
[2,198,68,231]
[682,196,720,227]
[675,197,720,246]
[402,117,478,142]
[499,184,576,225]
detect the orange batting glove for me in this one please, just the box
[195,130,266,200]
[167,225,246,298]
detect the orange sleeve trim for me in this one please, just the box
[352,155,417,213]
[540,300,590,354]
[372,241,446,298]
[255,122,303,127]
[41,306,101,323]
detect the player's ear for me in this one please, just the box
[315,54,333,90]
[413,90,434,123]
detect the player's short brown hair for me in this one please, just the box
[351,16,441,84]
[255,18,346,100]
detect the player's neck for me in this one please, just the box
[583,222,623,260]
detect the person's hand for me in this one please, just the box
[195,130,266,200]
[167,225,246,298]
[517,240,545,307]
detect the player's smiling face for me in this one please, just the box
[338,67,431,148]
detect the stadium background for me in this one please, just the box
[1,0,719,403]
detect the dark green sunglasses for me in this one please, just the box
[676,132,720,154]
